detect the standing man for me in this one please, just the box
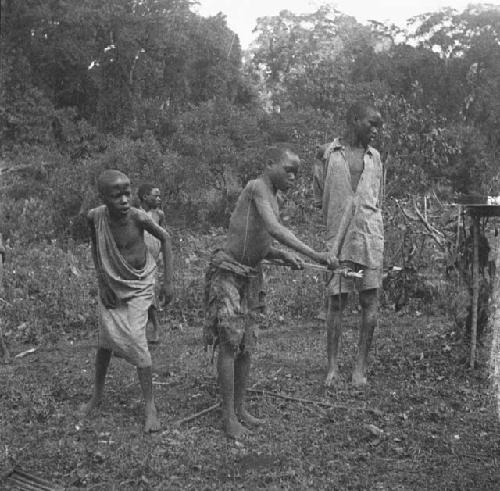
[321,102,384,387]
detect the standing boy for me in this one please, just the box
[80,170,173,432]
[138,183,168,343]
[320,102,384,388]
[205,144,336,439]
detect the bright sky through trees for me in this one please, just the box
[195,0,483,47]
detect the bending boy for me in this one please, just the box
[205,144,336,439]
[80,170,173,432]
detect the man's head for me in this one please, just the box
[138,183,161,210]
[264,144,300,192]
[346,102,382,148]
[97,170,131,217]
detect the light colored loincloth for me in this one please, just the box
[98,293,153,367]
[90,205,157,367]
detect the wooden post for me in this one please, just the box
[0,233,3,286]
[0,233,8,362]
[470,214,480,368]
[490,227,500,417]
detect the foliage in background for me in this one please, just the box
[2,1,500,341]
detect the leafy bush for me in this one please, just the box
[1,241,96,345]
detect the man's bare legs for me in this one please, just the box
[234,350,264,427]
[79,347,112,416]
[218,342,247,439]
[352,288,378,387]
[325,293,348,387]
[137,365,161,432]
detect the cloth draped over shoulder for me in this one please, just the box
[322,141,384,270]
[91,205,156,367]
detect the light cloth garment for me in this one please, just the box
[321,141,384,294]
[91,205,156,367]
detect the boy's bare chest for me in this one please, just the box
[109,221,142,250]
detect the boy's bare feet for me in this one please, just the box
[78,396,102,418]
[224,417,248,439]
[144,404,161,433]
[236,408,264,427]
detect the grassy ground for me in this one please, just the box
[1,226,499,489]
[1,305,499,489]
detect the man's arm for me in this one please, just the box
[137,211,174,303]
[252,181,327,265]
[313,144,327,209]
[87,211,99,271]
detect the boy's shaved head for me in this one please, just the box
[97,170,130,195]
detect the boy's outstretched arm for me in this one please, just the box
[138,211,174,304]
[252,181,336,267]
[265,247,304,270]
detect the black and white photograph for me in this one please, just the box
[1,0,500,488]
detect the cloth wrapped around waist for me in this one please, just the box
[91,205,156,366]
[203,249,262,353]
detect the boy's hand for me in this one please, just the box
[282,251,304,270]
[313,251,339,269]
[326,252,340,270]
[159,282,174,306]
[99,280,118,308]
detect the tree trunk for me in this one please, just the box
[489,230,500,418]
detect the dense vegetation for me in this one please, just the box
[3,1,500,239]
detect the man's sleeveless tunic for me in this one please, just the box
[322,142,384,270]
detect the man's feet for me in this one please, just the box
[236,408,265,427]
[352,370,367,387]
[224,417,248,439]
[78,396,102,418]
[144,404,161,433]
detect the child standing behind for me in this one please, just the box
[138,183,168,343]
